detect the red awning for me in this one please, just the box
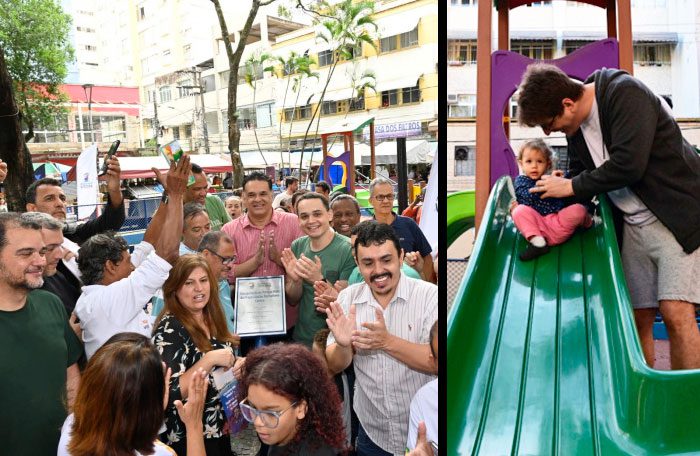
[62,84,140,104]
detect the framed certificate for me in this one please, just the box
[234,275,287,337]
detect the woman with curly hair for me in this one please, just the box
[153,254,241,456]
[238,343,347,455]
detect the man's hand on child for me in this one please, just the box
[528,175,574,199]
[551,169,565,177]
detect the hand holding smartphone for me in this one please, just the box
[98,140,120,176]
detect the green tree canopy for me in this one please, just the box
[0,0,74,141]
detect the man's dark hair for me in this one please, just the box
[285,176,299,187]
[77,233,129,286]
[191,163,203,174]
[352,220,402,257]
[295,191,328,211]
[26,178,62,204]
[0,212,42,251]
[315,181,331,194]
[183,202,206,222]
[243,172,272,191]
[330,194,360,214]
[197,230,231,253]
[516,63,584,127]
[291,189,310,209]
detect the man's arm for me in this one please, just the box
[325,301,356,374]
[68,156,126,244]
[66,362,80,411]
[152,156,190,264]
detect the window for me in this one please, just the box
[284,105,312,122]
[220,70,230,87]
[138,6,145,20]
[402,85,420,104]
[255,103,273,128]
[172,126,180,140]
[454,146,475,176]
[451,0,477,4]
[511,41,554,60]
[27,115,69,143]
[178,80,193,98]
[84,45,97,51]
[381,90,398,107]
[400,28,419,48]
[237,63,264,84]
[184,124,192,138]
[380,26,419,53]
[448,94,476,118]
[322,100,339,115]
[318,50,333,67]
[563,40,589,55]
[74,114,127,143]
[448,40,477,64]
[202,75,216,93]
[237,102,274,128]
[349,95,365,112]
[634,44,671,66]
[159,86,172,103]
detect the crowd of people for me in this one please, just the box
[0,155,438,456]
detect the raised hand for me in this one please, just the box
[104,154,121,185]
[404,251,424,275]
[267,230,282,266]
[280,248,300,282]
[296,254,323,284]
[166,155,191,197]
[174,367,207,431]
[407,421,435,456]
[352,309,391,351]
[254,231,266,266]
[314,280,338,313]
[325,301,356,348]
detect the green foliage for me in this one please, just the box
[0,0,74,137]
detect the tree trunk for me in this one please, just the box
[0,47,34,211]
[211,0,275,189]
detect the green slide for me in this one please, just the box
[447,177,700,455]
[447,190,475,247]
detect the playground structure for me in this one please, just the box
[447,1,700,454]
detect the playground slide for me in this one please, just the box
[446,190,475,247]
[447,177,700,455]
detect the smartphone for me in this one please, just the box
[159,139,183,165]
[430,441,438,453]
[98,140,120,176]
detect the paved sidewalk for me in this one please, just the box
[230,426,261,455]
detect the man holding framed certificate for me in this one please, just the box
[282,193,356,347]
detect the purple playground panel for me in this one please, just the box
[489,38,620,188]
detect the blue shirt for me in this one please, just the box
[514,175,568,216]
[386,213,432,257]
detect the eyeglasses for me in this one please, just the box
[239,398,298,428]
[209,250,237,265]
[372,193,394,202]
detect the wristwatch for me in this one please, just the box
[161,190,168,203]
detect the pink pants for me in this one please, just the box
[511,203,592,246]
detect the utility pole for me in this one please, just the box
[153,97,160,149]
[196,68,211,154]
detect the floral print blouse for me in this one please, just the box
[152,314,233,444]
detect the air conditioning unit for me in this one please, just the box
[447,94,458,103]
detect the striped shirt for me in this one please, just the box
[328,274,437,455]
[222,210,303,328]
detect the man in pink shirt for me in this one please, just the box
[221,172,303,349]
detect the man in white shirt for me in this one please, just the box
[74,156,190,358]
[325,221,437,456]
[272,176,298,209]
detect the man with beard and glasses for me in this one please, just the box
[324,221,437,456]
[0,212,83,456]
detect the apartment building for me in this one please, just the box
[446,0,700,192]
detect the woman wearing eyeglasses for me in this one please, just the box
[237,343,347,455]
[153,255,241,456]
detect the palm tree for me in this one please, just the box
[296,0,377,180]
[275,51,317,174]
[243,51,274,166]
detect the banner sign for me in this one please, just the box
[76,144,99,220]
[419,149,438,256]
[367,120,422,140]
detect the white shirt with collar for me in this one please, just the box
[327,273,437,455]
[75,243,172,359]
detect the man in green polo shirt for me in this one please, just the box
[282,193,355,347]
[0,212,83,455]
[185,163,230,231]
